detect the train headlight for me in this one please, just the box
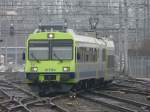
[48,33,54,39]
[63,67,70,72]
[32,67,38,72]
[49,34,53,38]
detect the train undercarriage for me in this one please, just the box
[28,78,112,96]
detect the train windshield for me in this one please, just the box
[29,41,49,60]
[52,40,73,60]
[28,40,73,60]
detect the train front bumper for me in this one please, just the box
[26,72,75,82]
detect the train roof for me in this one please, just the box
[67,29,114,48]
[68,29,104,45]
[28,29,114,49]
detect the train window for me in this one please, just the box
[89,48,93,62]
[102,49,106,61]
[77,47,83,62]
[90,48,93,62]
[77,47,86,62]
[52,46,72,60]
[86,54,89,62]
[86,48,90,51]
[77,48,81,61]
[28,40,49,60]
[52,40,73,60]
[84,48,88,62]
[108,55,115,68]
[77,47,98,63]
[93,48,97,62]
[52,40,73,46]
[82,47,85,62]
[29,40,49,47]
[77,52,80,60]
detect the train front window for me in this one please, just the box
[52,40,73,60]
[29,41,49,60]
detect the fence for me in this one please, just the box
[128,56,150,78]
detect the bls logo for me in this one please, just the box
[49,68,56,72]
[45,68,56,72]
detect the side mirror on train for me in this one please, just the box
[22,52,25,61]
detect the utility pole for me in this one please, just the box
[0,18,2,56]
[135,0,139,77]
[119,0,123,73]
[147,0,149,39]
[12,0,18,67]
[144,0,147,39]
[123,0,128,75]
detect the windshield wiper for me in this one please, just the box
[53,52,63,63]
[30,52,40,63]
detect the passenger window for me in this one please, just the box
[86,54,89,62]
[94,48,97,62]
[77,47,84,62]
[77,52,80,60]
[77,47,98,63]
[90,48,93,62]
[102,49,106,61]
[83,47,86,62]
[77,48,81,62]
[108,55,115,68]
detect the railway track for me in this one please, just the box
[0,80,69,112]
[112,83,150,96]
[1,74,150,112]
[108,84,150,96]
[79,90,150,112]
[114,78,150,90]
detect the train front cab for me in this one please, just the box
[25,32,77,85]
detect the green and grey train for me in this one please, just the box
[24,26,116,94]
